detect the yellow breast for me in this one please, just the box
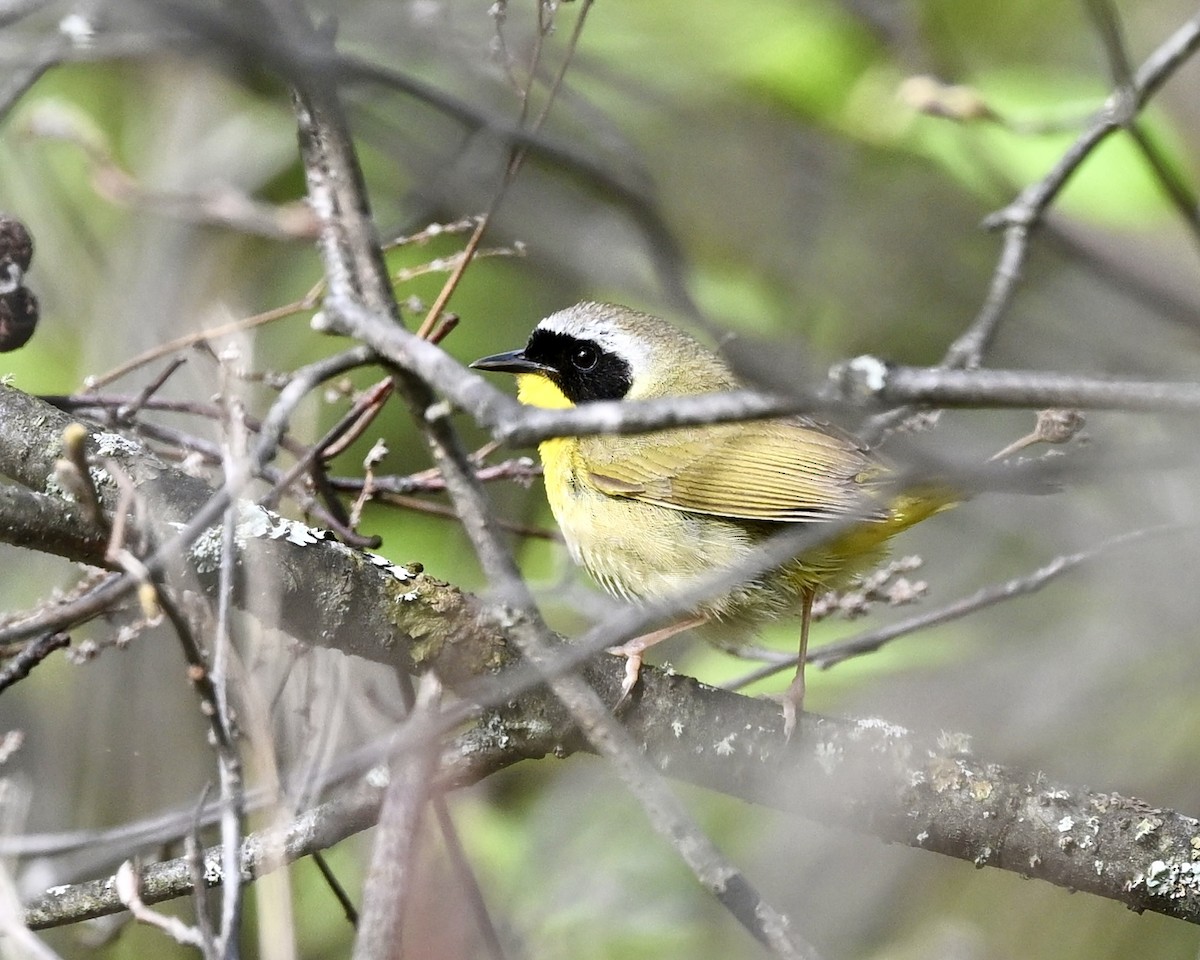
[516,372,747,606]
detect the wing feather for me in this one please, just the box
[585,419,885,523]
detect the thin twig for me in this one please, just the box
[314,378,393,461]
[310,852,358,927]
[432,800,510,960]
[26,776,388,931]
[725,524,1188,690]
[258,372,389,513]
[213,381,247,960]
[843,363,1200,414]
[866,11,1200,438]
[394,661,510,960]
[1084,0,1200,249]
[351,676,441,960]
[985,12,1200,233]
[0,347,386,648]
[85,299,317,391]
[0,633,70,695]
[116,358,189,421]
[295,50,819,959]
[117,861,205,949]
[324,294,1200,450]
[1126,124,1200,248]
[186,787,218,959]
[415,0,595,340]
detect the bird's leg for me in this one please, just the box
[781,586,815,740]
[608,613,708,705]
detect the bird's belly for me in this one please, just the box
[541,440,799,619]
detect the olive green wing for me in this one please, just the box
[584,420,886,523]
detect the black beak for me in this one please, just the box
[470,349,554,375]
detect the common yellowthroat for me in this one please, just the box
[472,302,954,733]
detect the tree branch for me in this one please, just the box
[3,383,1200,927]
[21,658,1200,929]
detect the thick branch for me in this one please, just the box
[22,662,1200,928]
[2,384,1199,924]
[0,484,106,563]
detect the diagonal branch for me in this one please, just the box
[3,382,1200,926]
[22,658,1200,930]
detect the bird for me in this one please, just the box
[471,301,956,735]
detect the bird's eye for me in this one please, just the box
[571,343,599,371]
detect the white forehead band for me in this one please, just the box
[536,304,654,384]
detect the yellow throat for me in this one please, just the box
[515,372,577,495]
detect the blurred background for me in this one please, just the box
[2,0,1200,957]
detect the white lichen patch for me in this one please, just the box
[671,720,684,739]
[850,716,910,743]
[1131,858,1200,900]
[1135,817,1163,842]
[364,552,422,583]
[714,734,735,756]
[815,741,843,776]
[186,525,225,573]
[179,503,333,572]
[1057,815,1075,833]
[266,516,326,546]
[91,431,142,457]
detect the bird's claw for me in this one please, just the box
[607,644,645,708]
[777,672,806,742]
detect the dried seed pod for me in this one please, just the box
[0,286,39,352]
[0,214,33,279]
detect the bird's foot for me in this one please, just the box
[606,643,645,707]
[777,671,806,741]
